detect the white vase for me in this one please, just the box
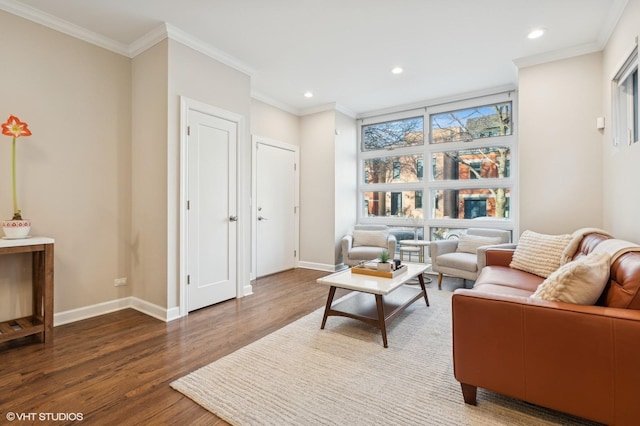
[377,262,392,272]
[2,219,31,239]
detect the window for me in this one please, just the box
[430,102,511,143]
[364,155,423,184]
[358,92,516,242]
[613,45,638,146]
[362,191,423,218]
[431,147,511,181]
[428,96,515,238]
[362,117,423,151]
[359,116,425,220]
[392,160,401,179]
[431,188,510,219]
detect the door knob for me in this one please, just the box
[229,215,238,222]
[258,216,268,221]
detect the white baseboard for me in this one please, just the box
[243,284,254,296]
[129,297,177,322]
[54,296,179,326]
[297,261,341,272]
[166,306,182,322]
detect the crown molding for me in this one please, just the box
[513,42,601,69]
[0,0,130,56]
[251,91,301,116]
[128,22,169,58]
[334,103,357,119]
[0,0,256,76]
[251,93,358,118]
[299,102,350,117]
[163,23,255,76]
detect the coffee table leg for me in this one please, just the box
[321,286,337,329]
[375,294,388,348]
[418,274,430,307]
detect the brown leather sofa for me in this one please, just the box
[452,232,640,425]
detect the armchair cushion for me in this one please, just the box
[352,230,388,248]
[531,252,611,305]
[436,252,478,273]
[509,230,573,278]
[342,225,396,266]
[431,228,513,284]
[456,234,503,254]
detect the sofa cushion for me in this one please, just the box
[531,252,611,305]
[456,234,502,254]
[510,230,573,278]
[352,230,388,248]
[473,283,536,298]
[436,252,478,273]
[475,265,543,293]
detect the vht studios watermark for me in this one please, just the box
[5,412,84,422]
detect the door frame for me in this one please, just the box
[179,97,247,317]
[251,135,300,280]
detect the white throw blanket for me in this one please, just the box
[592,238,640,264]
[561,227,614,264]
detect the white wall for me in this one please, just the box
[602,0,640,242]
[299,110,337,269]
[250,99,300,146]
[518,52,604,235]
[0,11,132,321]
[334,111,357,264]
[298,109,357,269]
[131,40,169,308]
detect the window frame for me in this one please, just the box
[357,92,518,238]
[612,43,639,147]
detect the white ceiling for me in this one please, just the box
[0,0,629,116]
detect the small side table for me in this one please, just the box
[399,240,431,263]
[398,240,432,284]
[0,237,54,345]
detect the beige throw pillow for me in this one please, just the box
[510,230,573,278]
[456,234,502,254]
[352,230,388,248]
[531,252,611,305]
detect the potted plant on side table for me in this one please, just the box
[1,115,32,239]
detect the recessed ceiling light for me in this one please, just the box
[528,28,545,39]
[391,67,403,74]
[304,91,313,98]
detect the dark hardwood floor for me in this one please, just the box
[0,268,349,425]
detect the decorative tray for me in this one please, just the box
[351,264,407,278]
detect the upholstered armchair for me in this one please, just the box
[341,225,397,267]
[429,228,512,289]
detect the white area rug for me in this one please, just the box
[171,288,596,425]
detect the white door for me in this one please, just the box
[256,142,296,277]
[187,110,237,311]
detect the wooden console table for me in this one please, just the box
[0,237,54,345]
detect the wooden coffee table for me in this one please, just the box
[317,263,429,347]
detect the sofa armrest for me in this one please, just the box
[477,243,516,269]
[452,289,640,424]
[429,239,458,258]
[484,247,516,266]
